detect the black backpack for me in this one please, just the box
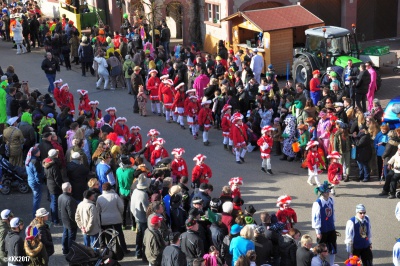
[127,66,133,76]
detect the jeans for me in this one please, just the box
[390,173,400,194]
[357,160,370,181]
[62,227,77,254]
[126,78,132,93]
[135,221,147,257]
[120,195,134,227]
[28,181,42,218]
[161,41,170,59]
[45,73,56,94]
[83,233,99,247]
[50,194,60,224]
[310,90,321,106]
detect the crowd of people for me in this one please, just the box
[0,3,398,265]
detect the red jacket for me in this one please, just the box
[114,123,130,141]
[328,162,343,185]
[171,158,188,179]
[90,108,102,121]
[172,91,185,109]
[257,135,273,159]
[78,94,91,113]
[231,123,248,148]
[161,85,174,107]
[147,76,161,101]
[198,108,213,126]
[221,114,231,132]
[276,207,297,233]
[191,163,212,183]
[306,150,325,171]
[60,91,75,114]
[185,101,200,117]
[310,77,320,92]
[150,147,169,166]
[144,139,156,162]
[129,133,142,152]
[53,87,62,107]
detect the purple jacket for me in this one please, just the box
[193,74,210,100]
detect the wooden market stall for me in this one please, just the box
[221,5,324,75]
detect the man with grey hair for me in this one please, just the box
[58,182,78,255]
[67,151,90,202]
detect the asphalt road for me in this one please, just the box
[0,39,399,265]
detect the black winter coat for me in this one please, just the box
[41,104,57,117]
[66,161,89,201]
[279,234,297,266]
[355,70,371,95]
[296,246,314,266]
[43,158,63,195]
[161,245,186,266]
[78,42,94,63]
[208,223,227,251]
[254,234,273,265]
[39,140,53,161]
[266,229,283,260]
[41,57,60,75]
[355,132,372,162]
[170,205,187,233]
[5,230,25,261]
[58,192,78,229]
[191,191,211,211]
[180,230,204,266]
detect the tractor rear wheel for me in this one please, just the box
[292,56,313,86]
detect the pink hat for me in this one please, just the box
[231,113,243,122]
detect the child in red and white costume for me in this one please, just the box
[257,125,274,175]
[158,74,169,117]
[221,104,232,150]
[198,100,214,146]
[172,82,186,129]
[171,148,188,184]
[192,154,212,191]
[229,177,243,199]
[144,129,160,163]
[89,100,102,123]
[306,140,326,186]
[77,89,91,114]
[113,117,129,142]
[53,79,63,108]
[161,79,175,123]
[185,92,200,139]
[231,113,248,164]
[129,126,142,153]
[105,107,117,127]
[150,137,169,167]
[146,69,162,115]
[59,83,75,115]
[327,151,343,196]
[276,195,297,234]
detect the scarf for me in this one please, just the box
[25,144,39,166]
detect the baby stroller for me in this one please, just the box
[0,155,30,195]
[66,229,121,266]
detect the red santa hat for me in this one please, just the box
[327,151,341,159]
[201,100,211,106]
[186,89,196,94]
[130,126,141,131]
[228,177,243,186]
[305,140,319,150]
[147,129,160,136]
[149,69,158,75]
[222,104,232,113]
[261,126,274,135]
[153,138,165,146]
[193,154,206,163]
[77,89,88,96]
[175,82,185,90]
[53,79,63,85]
[105,107,117,113]
[276,195,292,207]
[89,100,99,105]
[164,79,174,86]
[171,148,185,157]
[115,117,127,123]
[231,113,243,122]
[160,74,169,80]
[60,83,69,90]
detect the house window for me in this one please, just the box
[206,2,220,24]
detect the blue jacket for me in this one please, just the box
[229,236,255,266]
[26,157,42,185]
[374,131,388,156]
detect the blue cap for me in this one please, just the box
[230,224,243,235]
[268,64,273,69]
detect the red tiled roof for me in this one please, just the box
[224,5,324,32]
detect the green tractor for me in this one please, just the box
[292,26,362,86]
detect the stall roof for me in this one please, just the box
[221,5,324,32]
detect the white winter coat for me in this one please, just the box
[12,21,23,43]
[94,56,109,77]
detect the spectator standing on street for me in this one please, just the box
[3,116,24,167]
[25,145,43,218]
[130,174,150,260]
[78,35,95,77]
[41,52,60,94]
[312,181,337,266]
[180,217,204,266]
[43,149,63,226]
[345,204,373,266]
[116,155,135,230]
[58,182,78,255]
[143,215,166,266]
[131,66,144,114]
[66,152,90,202]
[365,61,377,111]
[0,209,14,265]
[75,190,101,247]
[311,243,330,266]
[354,64,370,113]
[24,224,49,266]
[160,23,171,59]
[161,232,186,266]
[229,225,255,266]
[353,124,372,182]
[250,49,263,83]
[296,234,314,266]
[5,217,26,266]
[30,208,55,258]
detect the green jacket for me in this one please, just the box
[299,131,310,148]
[122,60,135,79]
[116,167,135,197]
[0,220,10,259]
[0,88,6,124]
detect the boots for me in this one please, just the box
[261,167,266,173]
[228,145,233,153]
[267,169,273,175]
[224,144,228,150]
[343,175,350,182]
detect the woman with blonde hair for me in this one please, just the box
[229,225,255,266]
[24,225,49,266]
[87,178,101,203]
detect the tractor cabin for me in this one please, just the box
[221,5,324,76]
